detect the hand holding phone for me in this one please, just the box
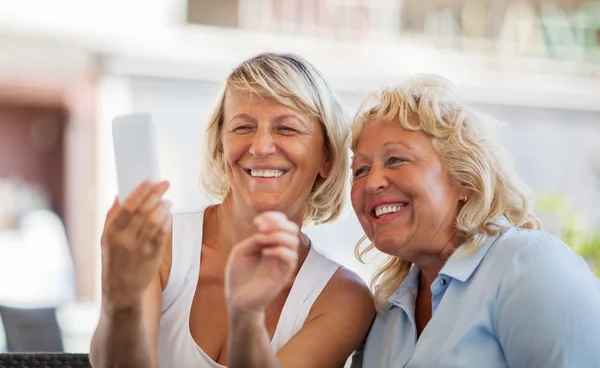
[102,114,170,307]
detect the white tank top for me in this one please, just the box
[157,207,341,368]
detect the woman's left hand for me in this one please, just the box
[225,211,300,319]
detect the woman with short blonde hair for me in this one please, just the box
[91,52,374,368]
[202,53,351,224]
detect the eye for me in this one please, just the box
[353,166,369,178]
[278,126,297,133]
[234,125,254,133]
[387,157,407,166]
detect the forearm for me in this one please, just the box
[90,302,153,368]
[227,312,281,368]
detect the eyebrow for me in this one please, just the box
[273,114,310,129]
[351,152,367,162]
[383,140,412,150]
[227,113,309,128]
[227,113,257,125]
[352,140,411,162]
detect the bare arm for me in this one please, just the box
[225,212,375,368]
[228,249,374,367]
[229,268,374,368]
[228,311,281,368]
[90,275,162,368]
[89,181,171,368]
[278,268,374,368]
[225,211,297,368]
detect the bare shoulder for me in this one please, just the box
[311,266,375,320]
[276,267,375,367]
[329,266,373,300]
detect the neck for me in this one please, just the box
[205,194,307,255]
[414,233,460,289]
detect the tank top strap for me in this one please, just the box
[161,208,205,313]
[270,245,341,352]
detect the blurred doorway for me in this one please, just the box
[0,103,67,221]
[0,75,98,303]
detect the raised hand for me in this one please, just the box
[225,212,300,317]
[100,180,172,311]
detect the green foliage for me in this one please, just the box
[536,192,600,276]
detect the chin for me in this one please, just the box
[372,235,407,257]
[247,194,287,212]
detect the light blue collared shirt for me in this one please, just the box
[362,220,600,367]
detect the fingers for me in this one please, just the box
[231,231,299,258]
[137,200,172,255]
[102,196,120,229]
[234,211,301,258]
[138,181,170,215]
[128,212,145,238]
[262,245,299,271]
[111,181,153,228]
[106,196,119,216]
[153,214,172,249]
[262,246,298,280]
[111,181,169,229]
[254,211,299,235]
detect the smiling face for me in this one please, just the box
[221,90,330,219]
[350,117,463,260]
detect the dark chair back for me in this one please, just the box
[0,353,90,367]
[0,305,63,352]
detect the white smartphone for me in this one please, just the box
[111,113,161,202]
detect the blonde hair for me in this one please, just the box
[201,52,351,224]
[351,75,541,310]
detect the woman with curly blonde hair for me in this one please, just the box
[349,75,600,367]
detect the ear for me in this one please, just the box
[458,186,473,203]
[319,156,332,179]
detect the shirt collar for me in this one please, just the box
[388,216,512,309]
[387,265,420,309]
[385,217,511,309]
[439,217,511,283]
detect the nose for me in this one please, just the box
[249,126,277,158]
[365,165,389,195]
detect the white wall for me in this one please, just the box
[0,0,184,29]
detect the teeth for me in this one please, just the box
[250,169,284,178]
[374,204,406,218]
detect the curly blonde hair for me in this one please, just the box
[201,52,351,224]
[351,75,541,310]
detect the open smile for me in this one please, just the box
[244,168,289,179]
[369,202,410,223]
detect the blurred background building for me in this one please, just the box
[0,0,599,354]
